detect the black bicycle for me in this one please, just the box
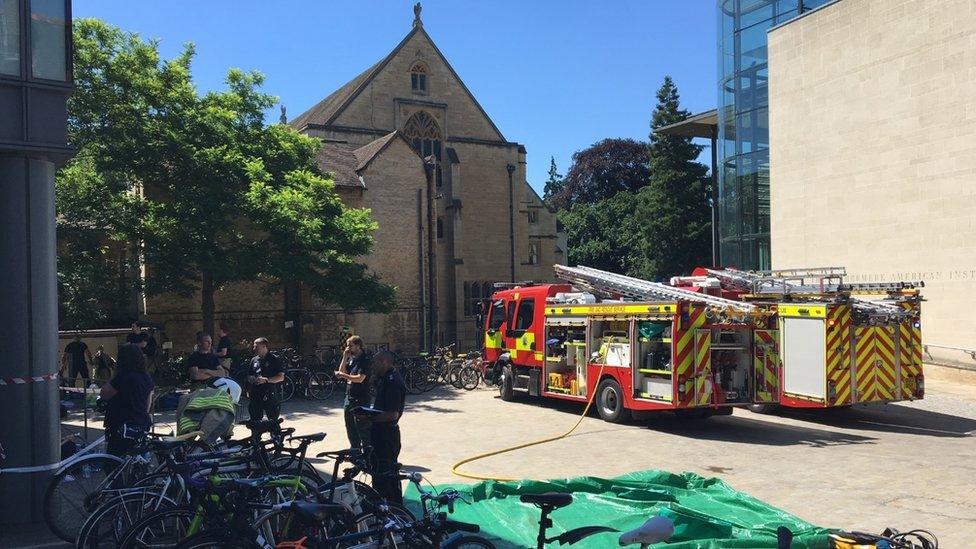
[520,492,617,549]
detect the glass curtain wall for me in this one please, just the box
[717,0,828,269]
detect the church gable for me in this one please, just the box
[315,21,506,143]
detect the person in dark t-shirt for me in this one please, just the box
[247,337,285,421]
[366,350,407,503]
[186,332,226,389]
[336,335,371,449]
[63,334,93,385]
[215,325,233,370]
[100,343,154,456]
[126,322,148,347]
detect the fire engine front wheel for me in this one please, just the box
[596,378,630,423]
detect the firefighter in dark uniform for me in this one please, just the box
[247,337,285,421]
[367,350,407,504]
[336,335,372,448]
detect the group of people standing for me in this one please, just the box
[61,322,157,384]
[89,325,407,502]
[336,336,408,503]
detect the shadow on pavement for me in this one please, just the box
[647,415,877,448]
[773,403,976,438]
[510,396,876,447]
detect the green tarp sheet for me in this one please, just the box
[405,470,831,548]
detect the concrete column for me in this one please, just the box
[0,156,61,523]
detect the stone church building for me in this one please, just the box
[146,8,564,353]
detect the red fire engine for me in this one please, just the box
[482,266,767,422]
[482,265,924,422]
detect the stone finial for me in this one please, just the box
[413,2,423,28]
[279,105,287,125]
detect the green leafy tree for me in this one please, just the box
[548,138,650,211]
[56,154,142,329]
[542,156,563,207]
[61,19,394,335]
[558,191,642,274]
[635,76,711,279]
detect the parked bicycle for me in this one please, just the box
[277,362,337,403]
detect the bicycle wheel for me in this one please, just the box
[251,507,330,546]
[307,371,336,400]
[44,454,124,542]
[458,366,481,391]
[404,368,424,395]
[75,489,178,549]
[421,365,439,392]
[449,363,466,389]
[118,506,197,548]
[278,376,295,403]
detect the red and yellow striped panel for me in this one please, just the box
[854,326,899,402]
[675,304,707,407]
[694,330,712,407]
[826,305,852,406]
[753,330,778,403]
[898,322,919,396]
[854,327,879,402]
[874,326,899,401]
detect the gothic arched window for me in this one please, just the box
[403,111,443,187]
[410,62,428,94]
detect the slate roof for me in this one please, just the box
[315,132,420,188]
[289,58,387,131]
[314,141,364,188]
[353,132,401,171]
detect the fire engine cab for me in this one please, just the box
[483,266,768,423]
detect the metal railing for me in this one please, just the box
[923,343,976,363]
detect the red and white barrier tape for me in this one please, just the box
[0,372,59,386]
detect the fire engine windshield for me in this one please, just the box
[488,299,505,331]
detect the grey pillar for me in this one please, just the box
[0,156,61,523]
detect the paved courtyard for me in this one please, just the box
[289,366,976,547]
[7,365,975,548]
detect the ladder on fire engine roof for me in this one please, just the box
[554,264,759,316]
[703,267,919,320]
[704,267,924,295]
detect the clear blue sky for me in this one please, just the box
[73,1,717,193]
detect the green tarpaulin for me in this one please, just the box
[405,470,831,548]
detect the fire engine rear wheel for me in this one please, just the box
[596,378,630,423]
[747,403,779,414]
[499,365,517,402]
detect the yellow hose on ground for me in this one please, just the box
[451,362,608,482]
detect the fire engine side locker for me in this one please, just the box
[778,304,829,405]
[852,324,902,403]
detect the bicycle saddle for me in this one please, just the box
[316,447,365,459]
[148,439,192,452]
[290,432,326,443]
[520,492,573,508]
[618,516,674,546]
[288,500,347,522]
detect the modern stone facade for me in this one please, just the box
[148,11,563,353]
[768,0,976,361]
